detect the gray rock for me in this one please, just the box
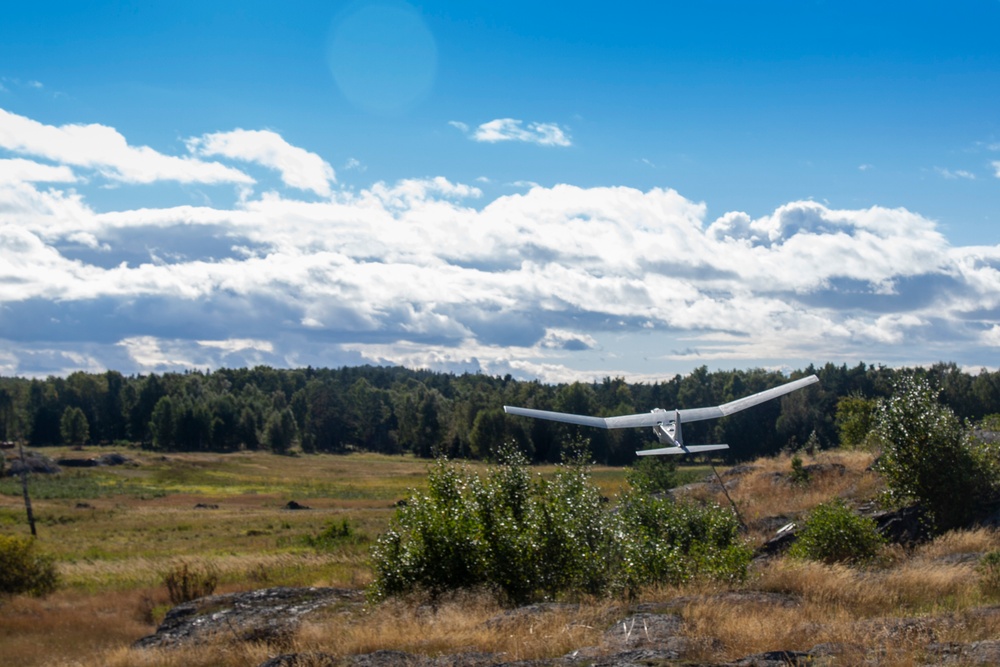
[484,603,580,632]
[733,650,812,666]
[134,586,363,649]
[925,640,1000,665]
[872,504,932,546]
[601,613,685,650]
[5,451,60,476]
[259,652,340,667]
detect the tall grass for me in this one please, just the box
[3,448,1000,667]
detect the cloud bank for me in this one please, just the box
[2,108,998,381]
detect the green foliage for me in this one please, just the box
[625,456,678,494]
[0,534,59,597]
[980,414,1000,432]
[60,406,90,447]
[789,454,810,486]
[788,499,884,565]
[835,394,877,449]
[612,489,752,591]
[302,519,367,551]
[873,374,995,532]
[0,471,166,500]
[6,361,1000,462]
[531,450,613,599]
[264,408,298,454]
[162,561,218,604]
[977,550,1000,598]
[369,446,749,605]
[370,457,486,599]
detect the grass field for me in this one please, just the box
[0,448,643,666]
[3,447,1000,666]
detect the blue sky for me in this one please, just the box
[2,1,999,381]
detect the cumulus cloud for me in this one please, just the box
[457,118,572,147]
[2,109,999,380]
[0,158,76,183]
[188,129,336,196]
[0,108,252,185]
[984,325,1000,347]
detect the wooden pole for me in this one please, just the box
[18,440,37,537]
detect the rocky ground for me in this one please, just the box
[133,586,1000,666]
[129,461,1000,666]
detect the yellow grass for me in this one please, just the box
[3,448,1000,666]
[684,450,883,545]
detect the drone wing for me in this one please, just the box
[503,374,819,430]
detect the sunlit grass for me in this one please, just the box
[3,447,1000,667]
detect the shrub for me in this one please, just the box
[369,457,487,601]
[789,454,810,486]
[369,446,750,605]
[835,394,878,449]
[303,519,367,551]
[612,490,752,593]
[162,561,218,604]
[531,451,613,599]
[0,534,58,597]
[788,499,884,565]
[626,456,678,494]
[873,374,995,532]
[977,550,1000,598]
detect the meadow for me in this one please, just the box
[2,447,1000,666]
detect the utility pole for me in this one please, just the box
[18,440,37,537]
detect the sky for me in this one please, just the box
[1,0,999,383]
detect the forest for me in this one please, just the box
[1,361,999,464]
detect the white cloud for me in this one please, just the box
[344,157,365,172]
[188,129,336,196]
[117,336,198,370]
[3,108,1000,380]
[0,158,76,183]
[197,338,275,354]
[984,325,1000,347]
[936,167,976,180]
[0,108,252,185]
[463,118,572,147]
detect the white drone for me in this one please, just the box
[504,374,819,456]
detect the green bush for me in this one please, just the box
[873,374,995,532]
[0,534,58,597]
[788,499,884,565]
[369,457,488,600]
[612,489,752,593]
[369,446,750,604]
[531,451,613,599]
[835,394,878,449]
[789,455,810,486]
[977,550,1000,598]
[303,519,367,551]
[625,456,678,494]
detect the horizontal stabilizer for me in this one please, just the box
[637,443,730,456]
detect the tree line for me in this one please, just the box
[1,361,998,464]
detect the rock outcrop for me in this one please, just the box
[134,587,363,650]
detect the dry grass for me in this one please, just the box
[685,450,882,545]
[300,593,610,661]
[5,448,1000,666]
[0,588,161,667]
[69,594,614,667]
